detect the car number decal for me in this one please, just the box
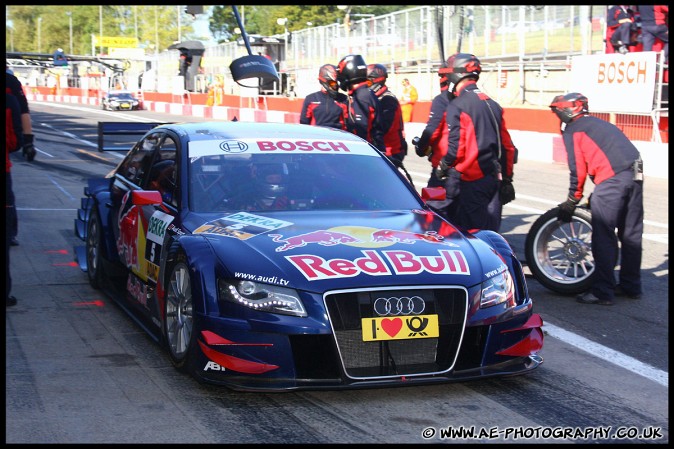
[361,314,439,341]
[145,211,175,282]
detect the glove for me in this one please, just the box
[388,153,404,168]
[412,136,430,158]
[434,159,450,181]
[499,177,516,205]
[557,196,579,223]
[22,133,36,162]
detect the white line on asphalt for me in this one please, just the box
[544,322,668,387]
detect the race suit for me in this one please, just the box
[371,84,407,166]
[299,89,348,130]
[442,80,517,231]
[345,81,386,152]
[561,114,643,302]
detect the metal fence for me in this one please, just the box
[15,5,663,141]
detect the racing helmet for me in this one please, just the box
[367,63,388,92]
[438,53,481,94]
[549,92,589,124]
[318,63,340,98]
[254,162,289,203]
[336,54,367,90]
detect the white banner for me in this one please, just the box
[570,52,657,114]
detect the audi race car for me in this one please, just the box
[73,121,543,391]
[101,90,140,111]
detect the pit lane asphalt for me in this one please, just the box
[5,102,668,443]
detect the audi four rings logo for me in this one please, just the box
[373,296,426,316]
[219,140,249,153]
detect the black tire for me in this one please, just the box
[85,207,106,290]
[163,252,198,372]
[524,206,595,295]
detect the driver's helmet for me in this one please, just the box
[254,162,289,206]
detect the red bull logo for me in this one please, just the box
[286,249,470,280]
[269,230,362,252]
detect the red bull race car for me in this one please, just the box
[73,121,543,391]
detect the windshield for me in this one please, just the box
[111,93,135,100]
[188,151,421,213]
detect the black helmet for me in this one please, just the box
[367,63,388,92]
[318,64,339,98]
[336,54,367,90]
[549,92,589,124]
[438,53,481,93]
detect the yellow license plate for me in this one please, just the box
[361,314,439,341]
[121,103,130,108]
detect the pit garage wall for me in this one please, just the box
[26,90,667,180]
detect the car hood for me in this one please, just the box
[185,210,506,293]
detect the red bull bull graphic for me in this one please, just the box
[269,230,362,252]
[371,229,457,246]
[286,249,470,281]
[270,226,458,252]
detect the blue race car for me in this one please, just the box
[74,121,543,391]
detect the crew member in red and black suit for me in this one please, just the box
[366,63,407,167]
[550,92,644,306]
[336,54,385,153]
[435,53,518,232]
[299,64,347,130]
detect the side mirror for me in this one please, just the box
[421,186,447,202]
[229,54,279,88]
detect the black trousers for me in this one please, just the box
[6,171,15,300]
[590,169,644,300]
[452,175,500,232]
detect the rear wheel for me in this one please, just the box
[85,207,106,289]
[525,207,595,295]
[163,253,197,371]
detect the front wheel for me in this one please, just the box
[163,253,198,372]
[525,206,595,295]
[85,207,106,290]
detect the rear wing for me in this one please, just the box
[97,121,168,152]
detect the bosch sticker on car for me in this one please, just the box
[188,139,377,157]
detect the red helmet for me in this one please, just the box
[438,53,481,93]
[549,92,589,124]
[366,63,388,90]
[336,54,367,90]
[318,64,339,97]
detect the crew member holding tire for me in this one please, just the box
[550,92,644,306]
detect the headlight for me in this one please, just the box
[480,269,514,308]
[218,279,307,317]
